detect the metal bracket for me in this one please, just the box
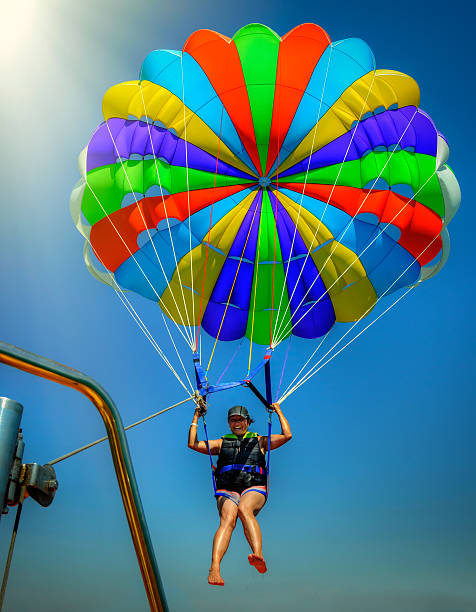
[4,431,25,512]
[22,463,58,508]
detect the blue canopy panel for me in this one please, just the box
[114,188,253,299]
[339,214,421,295]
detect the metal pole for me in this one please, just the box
[0,487,25,611]
[0,398,23,514]
[0,341,168,612]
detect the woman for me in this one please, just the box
[188,402,292,586]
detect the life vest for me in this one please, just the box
[215,432,267,491]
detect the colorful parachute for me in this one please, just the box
[71,23,460,347]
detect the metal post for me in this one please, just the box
[0,487,26,610]
[0,398,23,515]
[0,342,168,612]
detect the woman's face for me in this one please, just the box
[228,415,249,436]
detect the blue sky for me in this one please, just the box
[0,0,475,610]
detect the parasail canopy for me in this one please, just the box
[71,23,460,358]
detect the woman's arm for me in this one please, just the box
[187,406,221,455]
[261,402,292,451]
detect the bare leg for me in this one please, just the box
[209,496,238,585]
[237,491,267,573]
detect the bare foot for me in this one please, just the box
[208,567,225,586]
[248,553,267,574]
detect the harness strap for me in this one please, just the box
[195,351,274,499]
[266,412,272,495]
[202,417,217,495]
[265,359,272,497]
[245,380,271,410]
[218,464,266,475]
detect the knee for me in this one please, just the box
[237,506,253,522]
[221,514,237,530]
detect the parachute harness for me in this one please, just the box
[193,350,274,497]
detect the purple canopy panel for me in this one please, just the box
[278,106,438,178]
[115,120,137,158]
[361,114,393,151]
[85,120,122,171]
[400,107,438,153]
[86,118,256,180]
[157,130,178,160]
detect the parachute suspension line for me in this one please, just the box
[279,231,441,402]
[274,150,433,348]
[161,312,195,393]
[83,178,194,351]
[180,50,196,333]
[280,287,415,403]
[269,61,286,348]
[269,154,280,347]
[273,105,419,346]
[278,329,331,401]
[0,486,26,610]
[76,181,193,389]
[103,116,194,347]
[283,228,441,396]
[247,209,264,376]
[274,101,418,345]
[131,89,193,344]
[273,65,378,345]
[137,84,195,348]
[216,338,244,386]
[206,196,262,375]
[266,409,272,495]
[194,105,225,352]
[86,143,162,305]
[274,336,292,402]
[272,46,334,345]
[113,285,194,395]
[48,395,194,466]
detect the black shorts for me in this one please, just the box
[215,486,267,506]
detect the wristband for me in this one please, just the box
[190,422,198,427]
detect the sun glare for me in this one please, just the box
[0,1,39,63]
